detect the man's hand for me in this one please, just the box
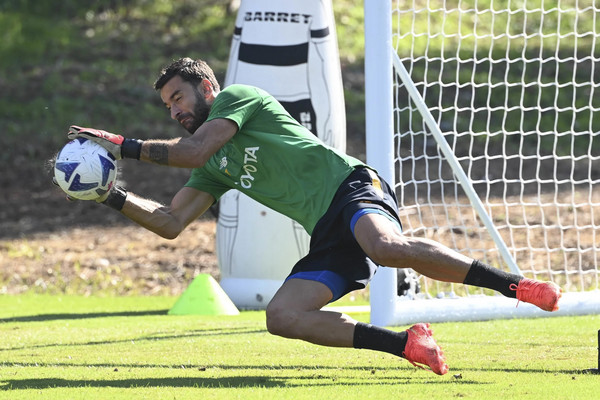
[52,177,79,202]
[67,126,125,159]
[67,126,143,160]
[52,176,112,203]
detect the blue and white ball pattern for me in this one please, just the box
[54,138,117,200]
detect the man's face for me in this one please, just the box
[160,75,211,134]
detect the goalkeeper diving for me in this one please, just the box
[60,57,562,375]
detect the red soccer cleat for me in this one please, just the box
[402,323,449,375]
[510,278,562,312]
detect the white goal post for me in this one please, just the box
[366,1,600,326]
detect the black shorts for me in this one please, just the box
[286,167,402,302]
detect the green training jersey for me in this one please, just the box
[184,84,365,235]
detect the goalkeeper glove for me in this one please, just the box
[67,125,143,160]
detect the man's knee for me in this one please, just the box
[265,302,301,338]
[265,278,333,338]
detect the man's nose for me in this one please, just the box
[170,105,181,120]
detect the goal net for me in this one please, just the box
[366,1,600,326]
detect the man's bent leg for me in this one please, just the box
[353,212,561,311]
[266,278,448,374]
[353,212,473,282]
[266,278,356,347]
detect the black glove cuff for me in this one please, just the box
[102,186,128,211]
[121,139,143,160]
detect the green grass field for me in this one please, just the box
[0,295,598,399]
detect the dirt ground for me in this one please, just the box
[0,157,220,296]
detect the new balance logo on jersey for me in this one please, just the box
[220,157,231,176]
[239,147,260,189]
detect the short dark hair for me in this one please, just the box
[153,57,220,92]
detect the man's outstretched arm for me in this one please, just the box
[139,119,238,168]
[113,186,215,240]
[68,118,238,169]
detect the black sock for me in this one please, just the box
[353,322,408,358]
[463,260,522,298]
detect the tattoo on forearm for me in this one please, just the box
[148,143,169,165]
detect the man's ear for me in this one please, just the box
[201,79,213,99]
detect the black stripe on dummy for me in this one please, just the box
[238,42,309,66]
[311,27,330,38]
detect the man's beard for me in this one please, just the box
[178,89,211,134]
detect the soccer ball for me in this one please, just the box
[54,138,117,200]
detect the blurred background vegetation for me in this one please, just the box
[0,0,597,201]
[0,0,365,153]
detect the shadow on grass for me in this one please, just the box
[0,310,169,323]
[0,376,288,389]
[0,326,267,352]
[0,374,488,390]
[2,361,588,377]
